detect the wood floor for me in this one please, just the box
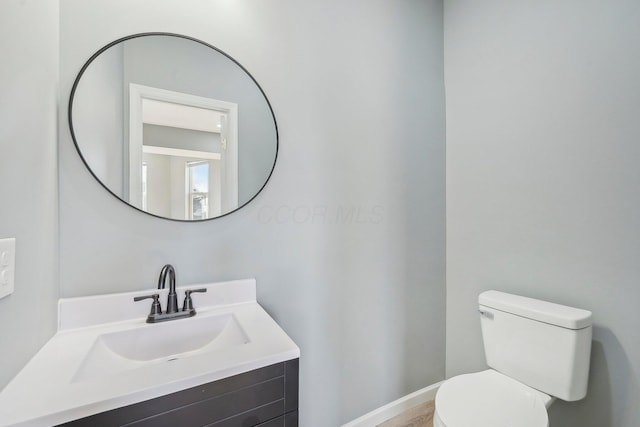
[376,400,435,427]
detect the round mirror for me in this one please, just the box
[69,33,278,221]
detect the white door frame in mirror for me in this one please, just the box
[128,83,238,215]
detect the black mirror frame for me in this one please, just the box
[68,32,279,222]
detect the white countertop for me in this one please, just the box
[0,279,299,426]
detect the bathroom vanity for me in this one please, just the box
[61,360,299,426]
[0,279,299,426]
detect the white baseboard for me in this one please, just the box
[342,381,443,427]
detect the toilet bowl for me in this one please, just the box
[433,369,554,427]
[434,290,592,427]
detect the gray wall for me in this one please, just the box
[59,0,446,425]
[71,43,124,193]
[444,1,640,426]
[0,0,59,388]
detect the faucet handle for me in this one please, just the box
[134,293,162,315]
[182,288,207,312]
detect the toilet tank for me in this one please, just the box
[478,290,592,401]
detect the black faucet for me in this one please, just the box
[134,264,207,323]
[158,264,178,314]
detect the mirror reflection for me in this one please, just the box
[70,33,278,221]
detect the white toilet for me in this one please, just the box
[434,290,593,427]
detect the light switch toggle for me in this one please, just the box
[0,238,16,299]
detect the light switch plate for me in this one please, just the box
[0,238,16,299]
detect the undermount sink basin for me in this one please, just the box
[73,312,249,382]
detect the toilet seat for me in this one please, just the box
[434,369,550,427]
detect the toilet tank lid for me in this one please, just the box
[479,291,592,330]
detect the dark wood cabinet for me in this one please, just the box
[59,359,299,427]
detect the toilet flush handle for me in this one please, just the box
[478,309,494,319]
